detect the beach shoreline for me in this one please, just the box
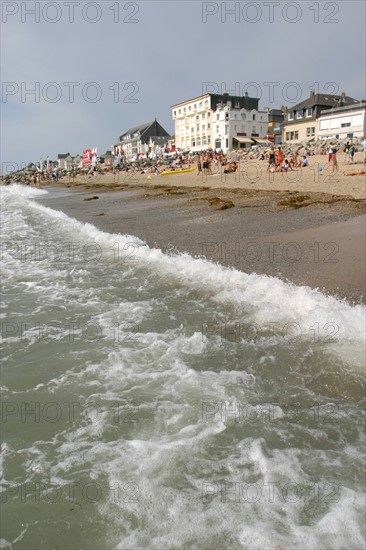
[36,177,366,305]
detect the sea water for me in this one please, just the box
[1,185,365,549]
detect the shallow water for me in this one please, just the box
[1,185,365,549]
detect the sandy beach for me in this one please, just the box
[55,152,366,199]
[37,153,366,304]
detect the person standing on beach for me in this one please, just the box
[328,144,333,163]
[344,141,350,162]
[267,148,276,172]
[197,157,202,175]
[331,146,338,172]
[277,147,284,167]
[349,144,355,164]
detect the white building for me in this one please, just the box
[212,104,268,152]
[317,101,366,140]
[172,92,268,153]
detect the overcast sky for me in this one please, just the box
[1,0,365,167]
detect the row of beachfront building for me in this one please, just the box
[58,90,366,168]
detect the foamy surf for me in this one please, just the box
[1,185,365,549]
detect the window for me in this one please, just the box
[203,136,207,145]
[207,112,211,117]
[207,123,211,129]
[288,112,294,121]
[192,140,195,147]
[197,138,201,146]
[194,104,197,109]
[297,112,303,119]
[341,122,351,127]
[202,113,205,119]
[253,114,256,121]
[306,127,315,137]
[208,136,211,143]
[286,132,290,140]
[174,110,176,116]
[191,127,194,133]
[306,108,312,117]
[216,114,220,121]
[196,115,199,120]
[226,138,228,148]
[183,107,186,113]
[178,109,181,114]
[235,101,240,108]
[202,124,206,130]
[188,106,191,111]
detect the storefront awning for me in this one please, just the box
[233,136,253,144]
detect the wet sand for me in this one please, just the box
[36,184,366,305]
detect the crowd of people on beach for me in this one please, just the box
[265,146,312,173]
[3,138,366,186]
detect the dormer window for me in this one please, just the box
[288,112,294,121]
[297,111,303,119]
[235,101,240,108]
[306,108,312,117]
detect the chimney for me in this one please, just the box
[310,90,315,97]
[341,92,346,98]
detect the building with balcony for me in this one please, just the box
[282,91,359,143]
[172,92,267,153]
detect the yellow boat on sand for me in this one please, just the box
[160,167,196,176]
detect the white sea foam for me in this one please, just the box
[1,184,365,550]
